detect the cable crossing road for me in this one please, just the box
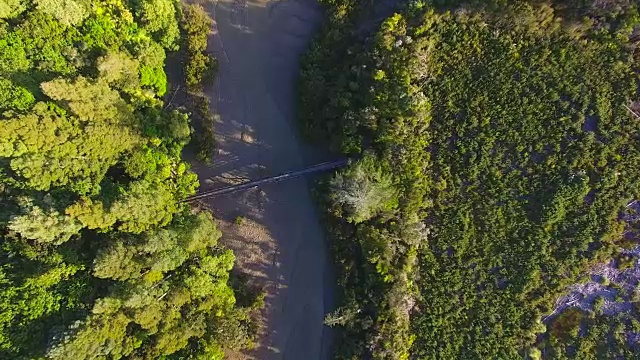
[186,159,349,201]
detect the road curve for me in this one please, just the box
[188,0,334,358]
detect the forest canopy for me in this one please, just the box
[301,0,640,358]
[0,1,252,359]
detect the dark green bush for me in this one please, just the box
[182,4,215,91]
[185,92,216,163]
[300,1,640,358]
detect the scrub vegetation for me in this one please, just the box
[301,0,640,358]
[180,3,217,163]
[0,0,254,358]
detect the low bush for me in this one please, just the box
[183,92,216,163]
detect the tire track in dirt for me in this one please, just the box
[187,0,334,358]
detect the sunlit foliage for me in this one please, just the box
[0,1,253,358]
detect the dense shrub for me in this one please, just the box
[301,0,640,358]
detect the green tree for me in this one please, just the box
[0,101,140,193]
[41,76,136,124]
[34,0,89,26]
[93,242,143,280]
[0,0,26,19]
[0,77,35,113]
[96,51,140,89]
[329,155,398,223]
[139,0,180,50]
[182,4,215,90]
[300,0,640,358]
[8,198,82,245]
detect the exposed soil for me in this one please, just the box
[186,0,334,358]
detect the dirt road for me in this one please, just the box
[188,0,333,358]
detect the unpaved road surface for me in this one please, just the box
[187,0,333,358]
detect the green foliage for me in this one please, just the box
[186,51,217,90]
[135,37,166,68]
[45,215,244,360]
[186,93,216,163]
[110,179,179,232]
[540,173,590,227]
[182,4,210,52]
[301,0,640,358]
[0,78,35,114]
[138,0,180,50]
[34,0,89,26]
[175,4,218,163]
[329,154,398,223]
[136,39,168,95]
[97,51,140,90]
[0,0,26,19]
[175,4,218,162]
[182,4,216,90]
[324,303,360,327]
[140,64,168,95]
[14,10,79,76]
[542,307,640,359]
[93,211,222,280]
[0,25,31,75]
[0,1,252,358]
[64,173,196,233]
[8,198,83,245]
[0,100,139,193]
[41,76,136,123]
[0,255,85,356]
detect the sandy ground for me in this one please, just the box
[186,0,334,358]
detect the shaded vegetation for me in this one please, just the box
[301,0,640,358]
[180,3,217,163]
[186,92,217,164]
